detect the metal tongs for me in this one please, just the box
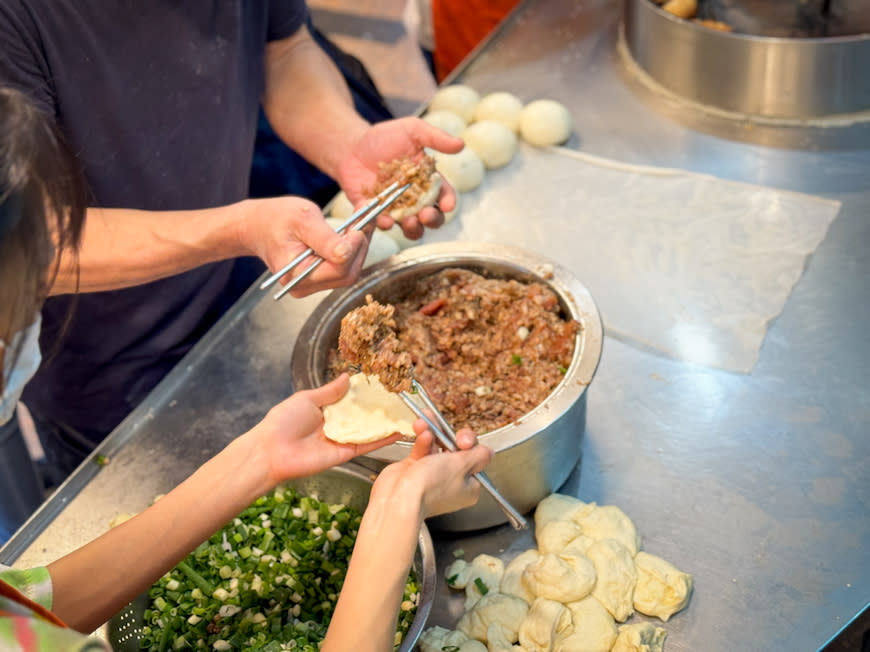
[259,182,410,301]
[399,379,529,530]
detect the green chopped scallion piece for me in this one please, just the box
[511,354,522,365]
[474,577,489,595]
[140,486,417,651]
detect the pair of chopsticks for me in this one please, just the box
[400,379,529,530]
[260,182,411,301]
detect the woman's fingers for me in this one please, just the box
[407,429,434,461]
[310,374,351,407]
[350,433,403,457]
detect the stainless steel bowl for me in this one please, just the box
[291,242,603,531]
[621,0,870,120]
[105,462,436,652]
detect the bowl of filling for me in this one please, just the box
[106,462,435,651]
[291,242,603,531]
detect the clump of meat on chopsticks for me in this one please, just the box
[368,154,442,220]
[338,295,415,393]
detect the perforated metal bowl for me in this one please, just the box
[105,462,436,651]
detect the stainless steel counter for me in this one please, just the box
[3,1,868,649]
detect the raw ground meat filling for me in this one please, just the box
[329,268,580,433]
[370,155,437,213]
[338,295,415,393]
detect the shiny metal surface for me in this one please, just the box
[2,0,869,649]
[290,242,602,531]
[104,462,435,652]
[623,0,870,119]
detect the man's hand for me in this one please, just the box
[236,195,372,298]
[337,117,465,240]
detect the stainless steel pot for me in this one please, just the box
[291,242,603,531]
[621,0,870,120]
[105,462,436,652]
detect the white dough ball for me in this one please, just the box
[364,230,400,266]
[473,91,524,132]
[429,84,480,123]
[423,110,467,138]
[461,120,518,169]
[328,191,355,221]
[519,99,573,147]
[443,191,460,224]
[384,223,419,250]
[326,217,400,266]
[433,147,485,193]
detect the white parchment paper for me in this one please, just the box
[426,146,841,373]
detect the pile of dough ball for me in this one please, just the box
[419,493,693,652]
[415,85,573,243]
[322,87,574,256]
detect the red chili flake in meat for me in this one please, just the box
[419,297,447,316]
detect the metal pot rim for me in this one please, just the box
[291,241,603,458]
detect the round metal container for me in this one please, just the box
[291,242,604,531]
[106,462,436,652]
[621,0,870,120]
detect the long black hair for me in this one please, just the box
[0,87,87,392]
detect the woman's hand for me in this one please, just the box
[337,117,465,240]
[249,374,400,488]
[369,420,494,522]
[321,422,493,652]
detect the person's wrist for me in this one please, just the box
[370,471,426,527]
[231,199,260,259]
[224,427,276,500]
[332,119,373,180]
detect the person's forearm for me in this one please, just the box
[322,486,423,652]
[263,26,369,180]
[50,202,251,295]
[47,433,273,633]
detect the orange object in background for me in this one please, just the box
[432,0,521,82]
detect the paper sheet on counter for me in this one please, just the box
[426,146,841,373]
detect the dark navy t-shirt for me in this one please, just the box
[0,1,306,434]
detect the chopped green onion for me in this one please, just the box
[94,454,110,466]
[442,647,461,652]
[446,574,459,586]
[452,548,465,558]
[142,487,417,651]
[558,365,568,374]
[511,354,523,365]
[474,577,489,595]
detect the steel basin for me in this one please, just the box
[291,242,603,531]
[621,0,870,120]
